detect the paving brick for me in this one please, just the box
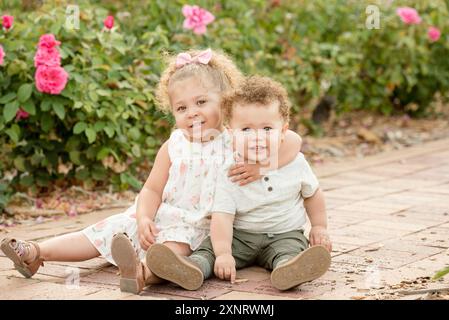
[0,280,101,299]
[0,275,40,295]
[401,228,449,249]
[357,219,428,232]
[235,266,270,282]
[145,278,232,300]
[336,201,411,215]
[214,291,295,300]
[80,288,135,300]
[123,292,174,300]
[348,246,444,269]
[0,256,14,271]
[49,258,111,270]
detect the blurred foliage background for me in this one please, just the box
[1,0,449,211]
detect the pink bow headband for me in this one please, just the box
[175,48,212,69]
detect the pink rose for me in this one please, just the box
[104,15,114,29]
[182,5,215,35]
[34,47,61,67]
[0,45,4,65]
[2,15,13,29]
[396,7,421,25]
[38,34,61,49]
[428,26,441,42]
[15,108,29,121]
[35,65,69,95]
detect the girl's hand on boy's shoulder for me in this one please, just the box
[137,216,159,250]
[228,163,261,186]
[309,226,332,253]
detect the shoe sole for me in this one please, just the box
[110,234,141,294]
[271,245,331,290]
[146,244,203,291]
[1,238,33,278]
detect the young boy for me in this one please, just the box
[146,76,332,291]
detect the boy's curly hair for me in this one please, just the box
[221,76,291,123]
[155,49,244,113]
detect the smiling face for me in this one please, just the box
[169,75,224,142]
[229,100,288,164]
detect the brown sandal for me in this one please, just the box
[1,237,44,278]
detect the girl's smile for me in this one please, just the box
[169,76,223,142]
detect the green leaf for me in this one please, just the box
[13,156,27,172]
[73,122,87,134]
[4,101,20,123]
[120,172,142,190]
[88,91,99,102]
[0,93,16,104]
[85,128,97,144]
[92,166,107,180]
[96,147,110,160]
[94,121,106,132]
[128,127,141,141]
[5,124,21,143]
[69,151,82,165]
[41,99,52,111]
[41,113,54,132]
[75,168,90,180]
[22,100,36,115]
[96,89,111,97]
[17,84,33,103]
[104,126,115,138]
[131,144,141,157]
[52,101,65,120]
[433,266,449,280]
[19,175,34,187]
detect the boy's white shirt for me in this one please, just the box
[211,152,319,234]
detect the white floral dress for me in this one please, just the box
[82,129,233,265]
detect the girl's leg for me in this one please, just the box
[163,241,192,256]
[141,241,192,284]
[146,241,203,290]
[1,231,100,278]
[39,231,100,262]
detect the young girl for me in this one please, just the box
[1,48,302,295]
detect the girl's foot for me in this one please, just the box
[146,243,204,291]
[1,238,44,278]
[270,245,331,290]
[111,233,161,294]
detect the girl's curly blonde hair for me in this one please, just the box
[155,48,244,113]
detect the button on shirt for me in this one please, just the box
[211,153,319,234]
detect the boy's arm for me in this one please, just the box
[304,188,332,252]
[210,212,236,283]
[229,130,302,185]
[136,141,171,249]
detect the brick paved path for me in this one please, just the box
[1,138,449,300]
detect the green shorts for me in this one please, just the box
[188,228,309,279]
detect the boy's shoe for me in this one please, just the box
[270,245,331,290]
[1,238,44,278]
[111,233,161,294]
[146,243,204,290]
